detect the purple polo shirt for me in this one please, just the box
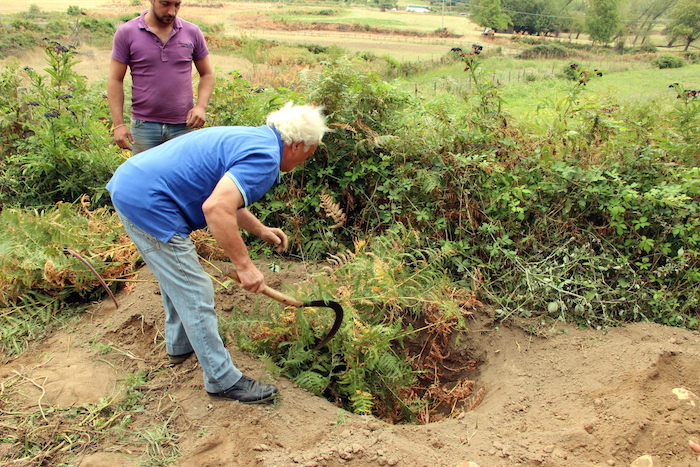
[111,11,209,124]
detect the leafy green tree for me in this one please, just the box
[473,0,512,31]
[586,0,621,44]
[502,0,570,35]
[667,0,700,51]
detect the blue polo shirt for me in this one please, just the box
[107,126,282,242]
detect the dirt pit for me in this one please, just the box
[2,259,700,467]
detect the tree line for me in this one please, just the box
[470,0,700,49]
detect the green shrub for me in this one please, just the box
[681,51,699,63]
[635,44,658,53]
[79,17,115,35]
[517,44,571,60]
[0,41,122,207]
[11,19,40,31]
[67,5,85,15]
[0,31,40,59]
[652,53,686,69]
[117,12,140,22]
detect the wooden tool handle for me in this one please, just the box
[221,267,304,307]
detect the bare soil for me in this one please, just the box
[3,259,700,467]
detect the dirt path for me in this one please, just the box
[2,260,700,466]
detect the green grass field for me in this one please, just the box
[2,0,697,113]
[405,56,700,128]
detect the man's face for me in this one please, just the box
[281,142,317,172]
[150,0,181,25]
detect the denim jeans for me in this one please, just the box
[130,119,193,154]
[116,209,241,393]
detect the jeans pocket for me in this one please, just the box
[118,211,161,254]
[140,231,161,254]
[131,118,144,129]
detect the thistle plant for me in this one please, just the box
[458,43,505,125]
[1,40,121,207]
[666,82,700,162]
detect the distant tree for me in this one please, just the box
[667,0,700,51]
[502,0,570,35]
[586,0,621,44]
[502,0,560,35]
[628,0,676,45]
[474,0,513,31]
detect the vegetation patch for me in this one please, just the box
[0,1,699,432]
[652,53,687,69]
[231,227,485,423]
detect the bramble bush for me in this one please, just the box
[652,53,686,69]
[253,53,700,333]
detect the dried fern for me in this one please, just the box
[0,201,138,355]
[327,250,355,268]
[237,224,485,424]
[319,191,347,229]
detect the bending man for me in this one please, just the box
[107,103,329,404]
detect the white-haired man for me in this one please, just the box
[107,103,329,403]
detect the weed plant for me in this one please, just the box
[0,366,182,466]
[1,40,123,207]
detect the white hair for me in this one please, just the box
[266,102,329,147]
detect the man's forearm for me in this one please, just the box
[236,208,266,238]
[195,73,214,110]
[107,79,126,125]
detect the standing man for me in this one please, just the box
[108,0,214,154]
[107,103,329,404]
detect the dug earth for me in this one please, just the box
[3,260,700,467]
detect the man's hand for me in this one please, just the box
[260,227,288,253]
[186,106,206,129]
[113,125,133,150]
[235,264,266,293]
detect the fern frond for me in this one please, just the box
[350,390,375,415]
[327,250,355,268]
[293,370,331,396]
[319,191,347,229]
[329,122,357,133]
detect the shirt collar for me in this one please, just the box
[269,126,283,182]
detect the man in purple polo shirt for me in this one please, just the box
[108,0,214,154]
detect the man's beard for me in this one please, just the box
[154,13,175,24]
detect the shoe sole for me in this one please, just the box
[207,392,278,404]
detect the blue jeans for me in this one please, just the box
[130,119,193,154]
[116,209,241,393]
